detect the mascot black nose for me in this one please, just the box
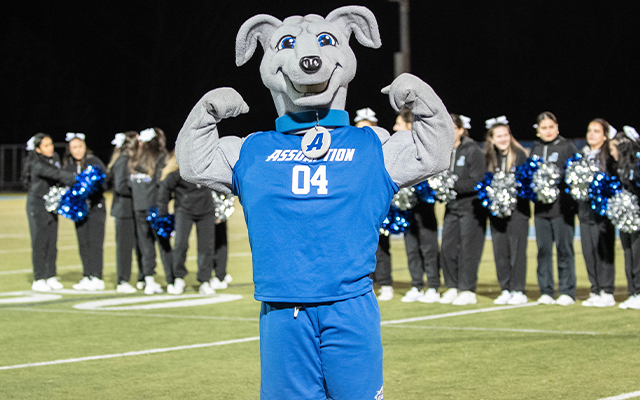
[300,56,322,74]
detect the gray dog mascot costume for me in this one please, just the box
[176,6,454,400]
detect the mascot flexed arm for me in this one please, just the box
[176,6,454,400]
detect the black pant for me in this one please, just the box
[403,202,440,290]
[214,221,228,280]
[372,234,392,286]
[27,202,58,281]
[441,208,486,292]
[535,215,576,298]
[75,205,106,279]
[620,231,640,296]
[114,217,143,283]
[490,214,528,293]
[173,211,215,283]
[579,218,615,294]
[135,210,172,281]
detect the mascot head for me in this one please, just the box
[235,6,381,117]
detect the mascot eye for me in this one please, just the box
[318,33,336,47]
[278,36,296,50]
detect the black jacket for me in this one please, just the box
[25,153,77,208]
[495,148,531,219]
[130,153,166,212]
[108,154,135,219]
[446,135,487,214]
[530,135,579,219]
[62,154,107,210]
[158,169,215,217]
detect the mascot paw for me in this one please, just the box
[202,87,250,122]
[381,73,428,112]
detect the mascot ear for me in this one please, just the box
[236,14,282,67]
[326,6,381,49]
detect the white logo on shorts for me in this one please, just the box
[375,386,383,400]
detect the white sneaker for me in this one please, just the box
[210,277,228,290]
[224,274,233,284]
[452,291,477,306]
[172,278,185,295]
[377,286,394,301]
[418,288,441,303]
[537,294,555,305]
[136,281,145,290]
[619,294,640,310]
[594,292,615,308]
[401,287,424,303]
[73,277,95,291]
[199,281,216,295]
[493,290,512,305]
[582,292,600,307]
[144,276,163,295]
[439,288,458,304]
[91,277,105,291]
[46,277,64,290]
[627,295,640,310]
[32,279,52,292]
[116,281,137,294]
[507,291,528,305]
[555,294,575,306]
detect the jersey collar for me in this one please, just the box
[275,109,350,133]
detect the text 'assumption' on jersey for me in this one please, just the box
[265,148,356,163]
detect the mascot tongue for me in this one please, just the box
[293,81,329,94]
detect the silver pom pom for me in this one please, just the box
[487,171,518,218]
[392,188,418,211]
[565,158,597,201]
[43,186,68,213]
[427,170,458,203]
[606,190,640,233]
[533,162,561,204]
[212,191,235,223]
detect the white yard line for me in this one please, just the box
[383,324,599,335]
[0,337,260,371]
[380,303,538,325]
[599,391,640,400]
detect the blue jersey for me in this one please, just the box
[233,120,398,303]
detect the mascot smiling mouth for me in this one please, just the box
[285,64,341,96]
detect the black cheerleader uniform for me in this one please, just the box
[489,149,530,294]
[441,136,487,292]
[158,169,216,283]
[616,157,640,299]
[62,155,107,280]
[24,153,77,281]
[403,200,440,291]
[530,135,579,299]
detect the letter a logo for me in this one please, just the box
[301,127,331,159]
[306,133,324,151]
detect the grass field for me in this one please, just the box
[0,193,638,400]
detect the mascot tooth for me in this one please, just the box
[176,6,454,399]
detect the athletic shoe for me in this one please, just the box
[224,274,233,284]
[439,288,458,304]
[582,292,600,307]
[378,285,394,301]
[32,279,52,292]
[91,277,105,291]
[507,291,528,305]
[493,290,512,305]
[172,278,185,295]
[73,277,94,291]
[199,281,216,295]
[166,284,176,295]
[418,288,441,303]
[210,277,228,290]
[46,277,64,290]
[401,287,424,303]
[555,294,575,306]
[537,294,555,305]
[619,294,639,310]
[452,291,477,306]
[144,276,163,295]
[136,281,145,290]
[116,282,137,294]
[594,291,615,308]
[627,295,640,310]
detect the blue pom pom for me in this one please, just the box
[380,206,411,235]
[57,165,106,222]
[147,207,175,238]
[475,172,494,207]
[636,152,640,188]
[413,180,436,204]
[588,172,622,216]
[515,156,540,202]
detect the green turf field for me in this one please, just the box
[0,194,638,400]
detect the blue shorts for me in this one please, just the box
[259,290,384,400]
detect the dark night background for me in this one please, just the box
[2,1,639,164]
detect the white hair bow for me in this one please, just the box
[485,116,509,129]
[623,125,639,142]
[26,136,36,151]
[111,133,126,148]
[66,132,86,142]
[460,115,471,130]
[354,107,378,123]
[139,128,156,143]
[608,126,618,140]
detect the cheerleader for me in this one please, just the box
[211,216,232,289]
[62,133,107,291]
[130,127,172,295]
[610,127,640,310]
[23,133,77,291]
[483,117,530,305]
[394,109,441,303]
[440,113,487,305]
[106,131,142,293]
[530,112,579,306]
[158,153,217,295]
